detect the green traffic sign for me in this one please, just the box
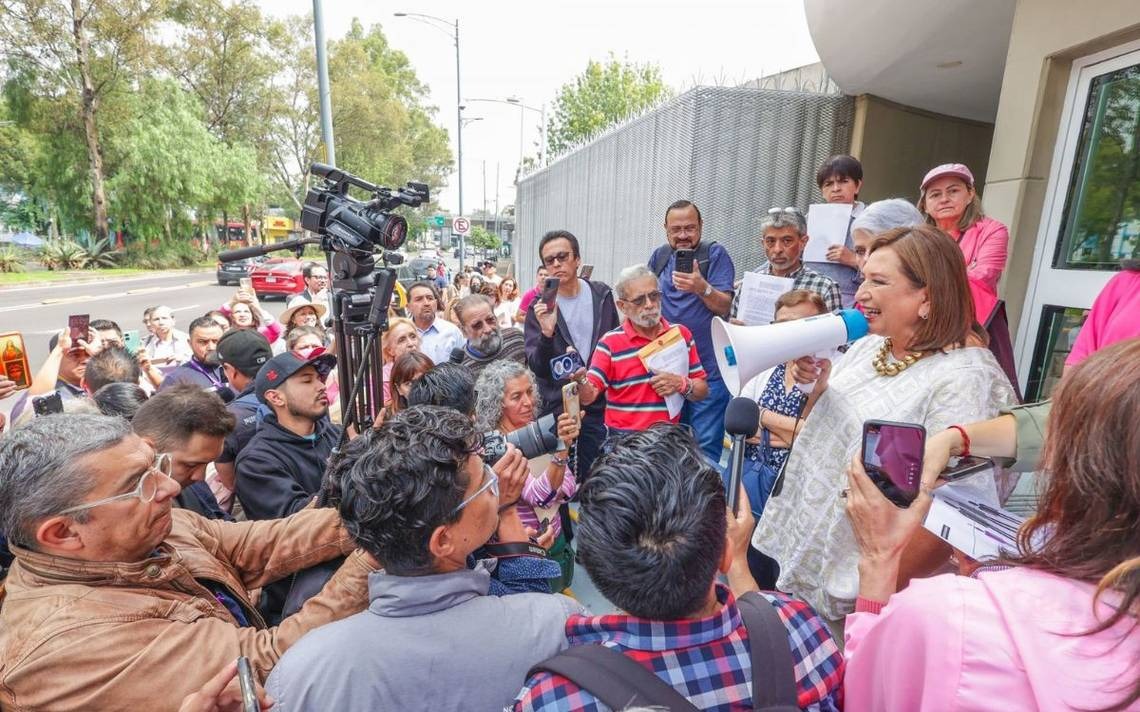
[433,215,446,227]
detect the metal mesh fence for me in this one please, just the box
[515,86,855,286]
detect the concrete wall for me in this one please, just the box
[850,95,994,203]
[982,1,1140,334]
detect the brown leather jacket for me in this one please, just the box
[0,507,372,711]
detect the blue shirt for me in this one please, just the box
[655,242,736,381]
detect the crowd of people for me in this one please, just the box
[0,154,1138,711]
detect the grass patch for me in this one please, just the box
[0,267,152,285]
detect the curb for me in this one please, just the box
[0,267,214,292]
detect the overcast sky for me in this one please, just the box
[258,0,820,214]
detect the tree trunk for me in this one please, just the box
[71,0,110,244]
[242,204,252,246]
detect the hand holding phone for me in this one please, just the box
[540,277,560,310]
[562,381,581,426]
[239,276,253,291]
[122,329,141,353]
[0,332,32,390]
[578,264,594,280]
[673,249,695,274]
[236,657,259,712]
[68,314,90,347]
[32,391,64,417]
[861,420,926,508]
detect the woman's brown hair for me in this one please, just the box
[1007,338,1140,711]
[499,279,519,301]
[387,350,434,415]
[866,225,981,353]
[918,180,985,232]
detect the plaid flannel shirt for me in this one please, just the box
[512,585,844,712]
[730,263,843,320]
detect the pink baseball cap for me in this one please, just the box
[921,163,974,191]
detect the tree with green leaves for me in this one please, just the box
[546,55,671,158]
[0,0,168,243]
[468,224,500,252]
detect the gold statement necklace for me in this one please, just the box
[872,338,925,376]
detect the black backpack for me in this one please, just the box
[527,591,799,711]
[648,240,718,279]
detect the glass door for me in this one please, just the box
[1017,43,1140,401]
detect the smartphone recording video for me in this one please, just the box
[861,420,926,507]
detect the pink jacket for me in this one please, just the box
[949,216,1009,292]
[844,568,1140,711]
[1066,269,1140,366]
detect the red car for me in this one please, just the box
[248,257,306,300]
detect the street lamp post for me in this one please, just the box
[506,96,546,168]
[393,12,465,269]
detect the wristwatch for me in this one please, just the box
[702,283,714,297]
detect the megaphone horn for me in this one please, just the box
[712,309,869,395]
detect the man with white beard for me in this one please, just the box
[576,264,709,452]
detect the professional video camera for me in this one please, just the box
[219,163,428,433]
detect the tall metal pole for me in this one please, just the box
[454,19,465,271]
[517,104,525,176]
[313,0,335,166]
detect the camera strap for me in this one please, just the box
[481,542,548,559]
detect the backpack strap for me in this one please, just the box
[737,592,800,711]
[528,645,700,712]
[648,244,673,276]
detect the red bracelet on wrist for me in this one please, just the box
[948,425,971,457]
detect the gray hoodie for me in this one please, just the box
[266,561,585,711]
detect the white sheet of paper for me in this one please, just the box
[922,467,1021,560]
[805,203,854,263]
[737,272,794,326]
[643,337,690,418]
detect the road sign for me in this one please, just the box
[452,216,471,236]
[433,215,446,227]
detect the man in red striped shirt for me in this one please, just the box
[578,265,708,447]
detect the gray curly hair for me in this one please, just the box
[473,360,537,432]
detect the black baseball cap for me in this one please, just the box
[255,349,337,403]
[216,329,272,378]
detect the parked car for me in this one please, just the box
[406,257,441,281]
[248,257,305,299]
[215,256,263,286]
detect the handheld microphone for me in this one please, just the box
[724,397,761,515]
[448,347,465,364]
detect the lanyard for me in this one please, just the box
[186,358,224,388]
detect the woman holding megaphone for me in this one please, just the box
[750,224,1017,637]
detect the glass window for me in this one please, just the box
[1025,305,1090,401]
[1054,64,1140,270]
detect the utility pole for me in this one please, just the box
[313,0,335,166]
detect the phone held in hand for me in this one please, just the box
[68,314,90,346]
[0,332,32,389]
[236,656,259,712]
[562,381,581,424]
[578,264,594,280]
[673,249,695,274]
[32,391,64,417]
[122,329,141,353]
[940,455,1014,481]
[861,419,926,508]
[550,351,585,381]
[541,277,560,310]
[240,276,253,291]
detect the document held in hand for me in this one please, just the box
[805,203,855,263]
[736,272,794,326]
[637,326,689,418]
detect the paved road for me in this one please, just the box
[0,269,299,420]
[0,270,294,366]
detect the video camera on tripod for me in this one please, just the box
[219,163,429,432]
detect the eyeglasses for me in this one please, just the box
[542,251,573,267]
[59,453,174,515]
[621,290,662,308]
[767,207,802,216]
[451,464,499,515]
[666,225,699,237]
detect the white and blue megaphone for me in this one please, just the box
[711,309,870,395]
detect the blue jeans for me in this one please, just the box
[682,376,730,464]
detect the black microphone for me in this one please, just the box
[724,397,761,515]
[448,347,465,364]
